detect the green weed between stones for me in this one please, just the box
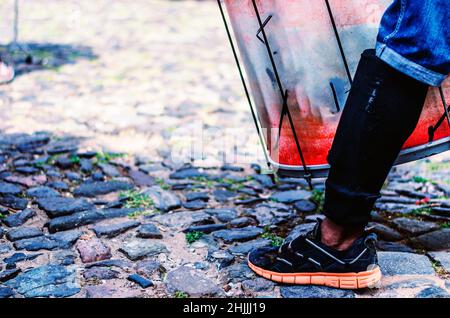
[427,162,450,172]
[192,176,250,190]
[155,178,171,190]
[120,190,154,209]
[192,176,216,188]
[95,151,126,164]
[46,155,59,165]
[69,154,81,165]
[431,259,448,277]
[262,228,284,247]
[127,210,155,218]
[32,160,46,168]
[311,189,325,212]
[441,222,450,229]
[185,231,204,244]
[219,178,248,191]
[411,206,433,216]
[174,291,188,298]
[412,176,429,184]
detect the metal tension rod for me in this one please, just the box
[325,0,353,86]
[251,0,313,189]
[217,0,273,172]
[429,86,450,141]
[256,15,273,44]
[329,82,341,113]
[439,86,450,128]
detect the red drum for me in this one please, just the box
[219,0,450,178]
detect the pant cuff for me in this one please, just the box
[323,180,380,227]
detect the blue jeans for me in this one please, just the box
[376,0,449,86]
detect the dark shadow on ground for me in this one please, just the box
[0,42,97,77]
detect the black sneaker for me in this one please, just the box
[248,221,381,289]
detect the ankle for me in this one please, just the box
[320,218,365,251]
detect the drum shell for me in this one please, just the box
[223,0,450,175]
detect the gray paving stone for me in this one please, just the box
[212,226,264,243]
[14,230,82,251]
[5,227,43,241]
[241,278,275,293]
[135,260,163,278]
[246,202,294,227]
[136,223,163,239]
[0,195,28,210]
[92,220,140,238]
[0,268,21,283]
[26,186,60,198]
[185,192,209,202]
[165,266,223,297]
[225,263,255,283]
[204,208,237,222]
[270,190,311,203]
[36,197,94,218]
[227,239,271,255]
[47,208,138,233]
[150,211,211,228]
[0,243,12,255]
[169,168,208,180]
[128,170,156,187]
[184,223,226,234]
[378,252,435,276]
[84,259,133,270]
[416,286,450,298]
[414,229,450,251]
[2,209,36,227]
[74,181,133,197]
[293,200,317,213]
[5,265,80,298]
[142,186,182,212]
[83,267,119,280]
[376,241,415,253]
[127,274,153,288]
[119,239,168,261]
[206,249,234,270]
[281,285,355,298]
[385,277,438,290]
[50,250,76,266]
[0,285,14,298]
[392,217,439,235]
[369,222,403,241]
[0,182,22,195]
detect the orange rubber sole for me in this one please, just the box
[248,260,382,290]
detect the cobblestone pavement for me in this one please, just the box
[0,1,449,298]
[0,0,259,167]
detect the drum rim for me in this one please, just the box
[270,137,450,179]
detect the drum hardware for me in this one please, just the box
[439,86,450,128]
[325,0,353,86]
[217,0,274,176]
[218,0,449,181]
[330,82,341,113]
[11,0,33,64]
[251,0,313,189]
[428,86,450,142]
